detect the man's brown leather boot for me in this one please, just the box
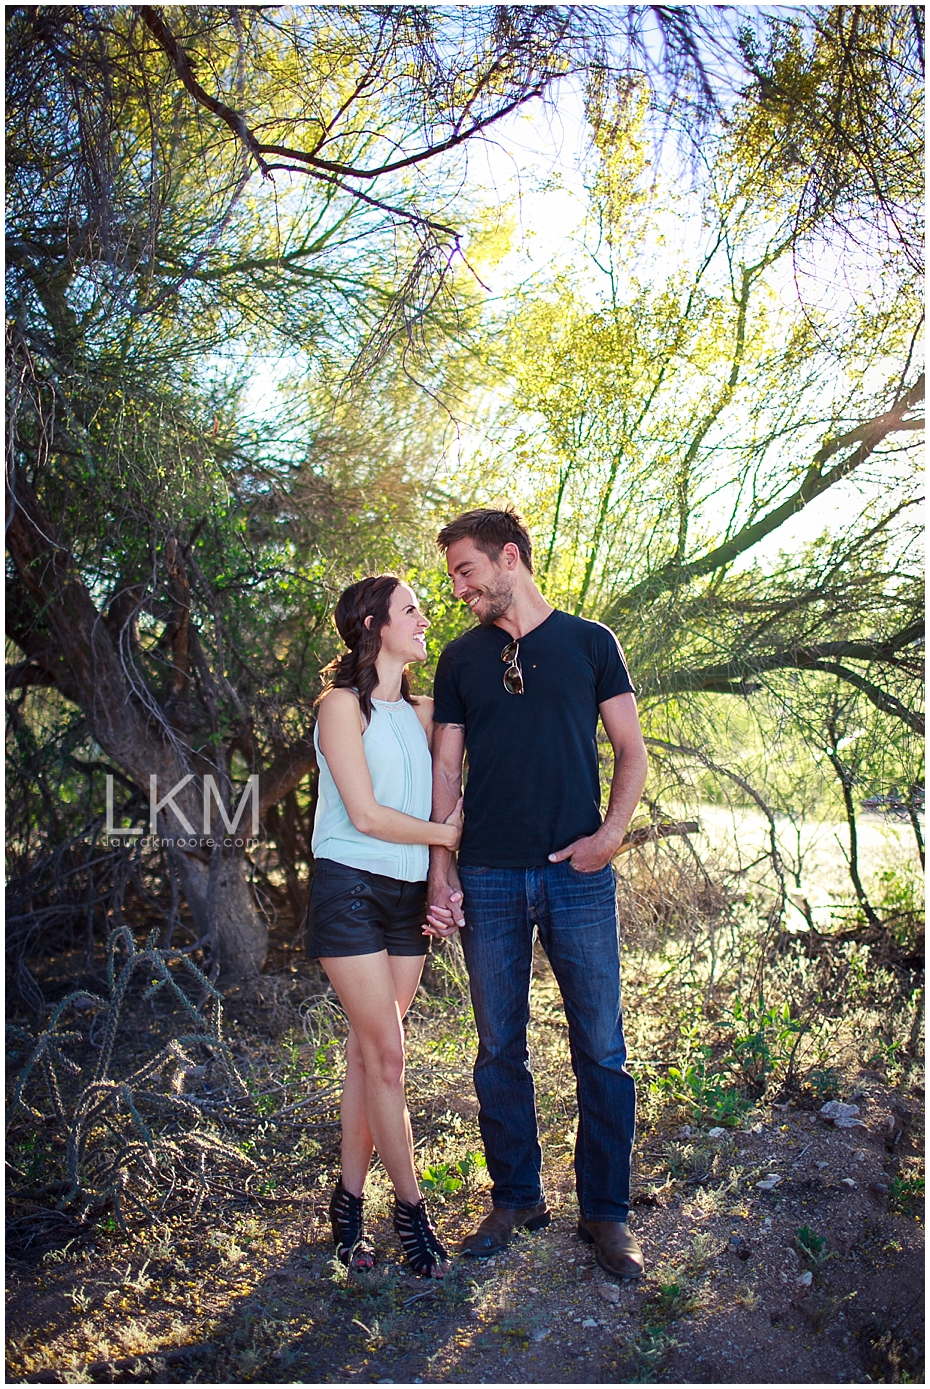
[459,1203,551,1257]
[577,1217,644,1278]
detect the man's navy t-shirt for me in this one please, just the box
[432,609,635,868]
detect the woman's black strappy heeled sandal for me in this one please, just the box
[329,1178,376,1271]
[393,1196,450,1278]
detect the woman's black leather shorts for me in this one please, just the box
[306,858,429,958]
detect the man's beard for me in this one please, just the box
[475,578,514,625]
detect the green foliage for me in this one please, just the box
[651,1279,692,1320]
[888,1173,924,1216]
[796,1225,828,1264]
[653,1056,751,1128]
[623,1325,679,1382]
[805,1066,841,1100]
[730,997,806,1090]
[421,1150,486,1194]
[873,866,925,955]
[649,995,807,1122]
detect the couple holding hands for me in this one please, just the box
[306,508,649,1282]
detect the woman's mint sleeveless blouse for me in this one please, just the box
[312,696,431,882]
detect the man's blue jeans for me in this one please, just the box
[458,859,635,1223]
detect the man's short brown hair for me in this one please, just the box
[436,506,534,572]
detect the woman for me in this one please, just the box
[307,575,462,1279]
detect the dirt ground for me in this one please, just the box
[6,948,925,1387]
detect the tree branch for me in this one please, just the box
[5,471,186,785]
[603,374,925,620]
[137,7,273,177]
[161,536,193,701]
[257,736,317,818]
[806,662,924,734]
[5,660,58,693]
[253,81,546,182]
[137,6,547,217]
[650,623,925,732]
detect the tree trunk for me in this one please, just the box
[172,848,267,986]
[6,471,269,986]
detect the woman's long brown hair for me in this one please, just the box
[317,575,413,724]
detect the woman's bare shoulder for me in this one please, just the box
[412,694,434,728]
[317,686,364,730]
[320,686,360,706]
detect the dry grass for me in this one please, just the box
[6,841,924,1384]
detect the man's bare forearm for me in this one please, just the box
[589,693,649,856]
[430,722,465,884]
[598,741,649,851]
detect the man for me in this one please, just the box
[426,506,649,1280]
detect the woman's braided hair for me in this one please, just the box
[317,575,413,723]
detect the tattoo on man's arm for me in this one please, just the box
[435,722,465,731]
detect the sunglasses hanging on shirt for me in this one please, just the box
[500,639,524,695]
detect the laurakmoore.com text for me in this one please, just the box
[101,834,260,849]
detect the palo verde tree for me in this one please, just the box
[6,5,742,989]
[446,6,923,894]
[5,5,574,986]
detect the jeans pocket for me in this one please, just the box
[565,860,613,878]
[458,864,490,876]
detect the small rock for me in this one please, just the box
[815,1161,829,1170]
[869,1182,889,1196]
[820,1099,859,1119]
[675,1125,695,1138]
[596,1281,621,1303]
[727,1234,751,1260]
[750,1122,765,1134]
[528,1287,540,1295]
[819,1101,866,1128]
[840,1177,856,1189]
[582,1318,598,1328]
[708,1127,726,1139]
[531,1328,550,1342]
[756,1174,782,1190]
[796,1271,813,1288]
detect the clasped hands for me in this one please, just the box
[423,828,620,940]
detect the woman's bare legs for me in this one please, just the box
[321,951,425,1204]
[337,1026,374,1195]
